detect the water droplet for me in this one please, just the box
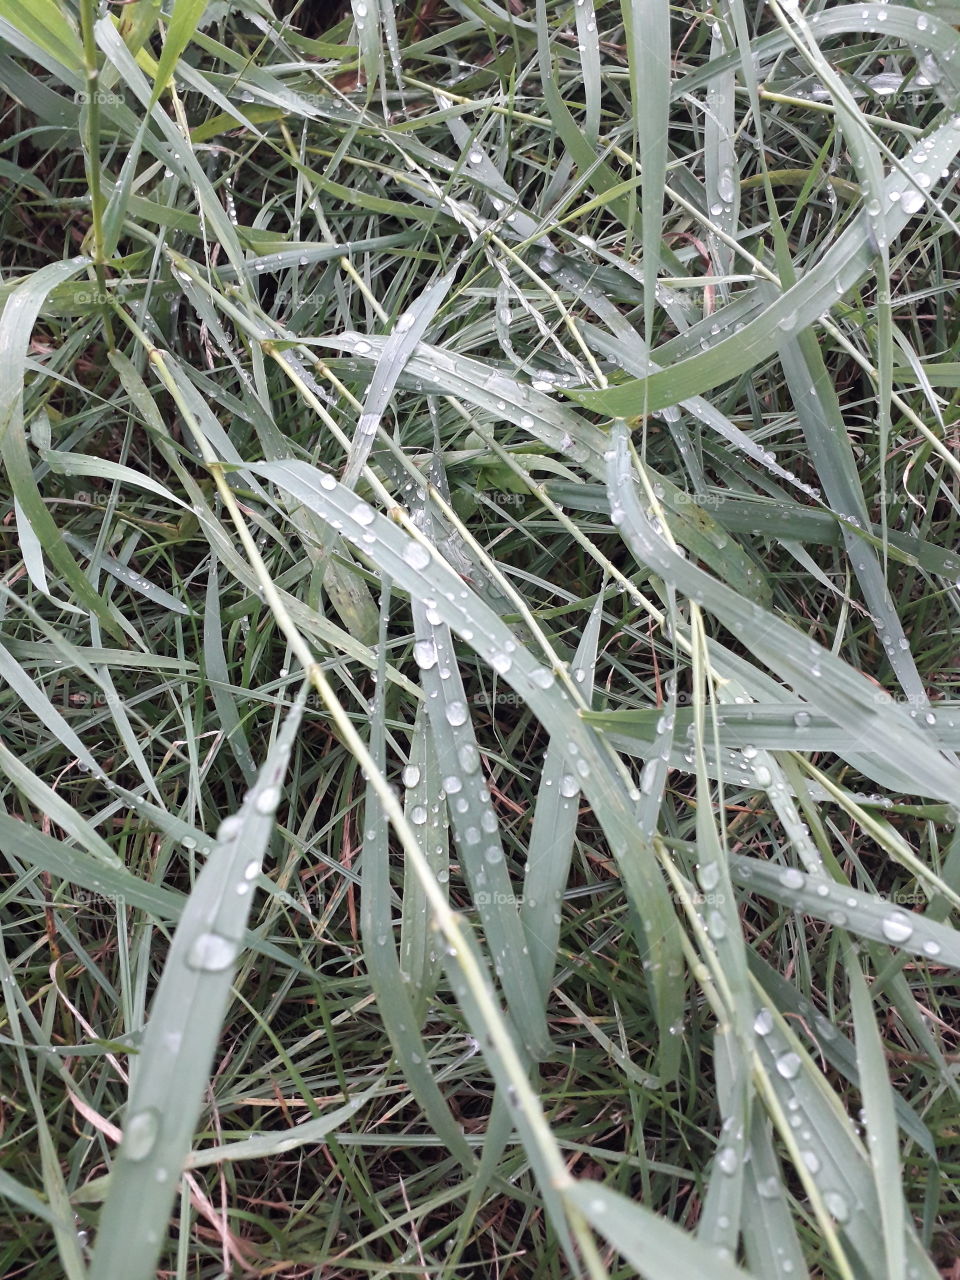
[716,1146,739,1175]
[754,1008,774,1036]
[776,1051,801,1079]
[707,910,727,940]
[445,700,468,727]
[881,911,914,943]
[779,868,805,891]
[123,1109,161,1161]
[256,786,282,816]
[901,188,924,215]
[402,764,421,788]
[403,542,431,571]
[413,639,438,670]
[217,815,243,843]
[793,710,811,728]
[188,932,239,972]
[824,1190,849,1221]
[351,502,374,526]
[801,1149,821,1173]
[559,775,579,798]
[698,862,721,892]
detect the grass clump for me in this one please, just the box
[0,0,959,1276]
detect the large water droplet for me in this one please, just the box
[881,911,914,943]
[824,1190,849,1221]
[217,815,243,843]
[445,701,468,727]
[188,932,239,972]
[698,862,721,892]
[413,639,438,670]
[123,1108,161,1161]
[776,1051,801,1079]
[256,786,281,816]
[716,1146,739,1175]
[901,188,924,215]
[402,764,421,788]
[754,1007,774,1036]
[403,542,431,571]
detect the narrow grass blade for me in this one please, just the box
[89,692,307,1280]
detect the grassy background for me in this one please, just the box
[0,0,959,1276]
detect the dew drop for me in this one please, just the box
[123,1109,161,1162]
[217,814,243,843]
[881,911,914,943]
[256,786,282,816]
[445,700,468,727]
[698,862,721,892]
[901,188,924,215]
[754,1007,774,1036]
[413,639,438,670]
[776,1051,801,1079]
[188,932,239,972]
[403,542,431,571]
[716,1146,739,1175]
[824,1190,849,1221]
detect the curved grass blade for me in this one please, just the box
[360,586,476,1169]
[567,1179,760,1279]
[398,705,449,1023]
[568,114,960,416]
[253,458,685,1076]
[89,690,307,1280]
[731,855,960,966]
[603,426,960,802]
[412,598,551,1060]
[522,593,602,999]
